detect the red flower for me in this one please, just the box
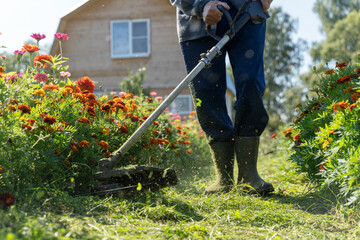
[96,140,109,150]
[0,192,15,209]
[349,103,357,112]
[101,104,111,112]
[33,54,52,68]
[324,69,335,75]
[271,133,277,139]
[17,104,31,114]
[186,149,192,154]
[79,140,91,147]
[76,76,95,93]
[43,115,56,125]
[333,101,349,113]
[336,62,347,68]
[120,125,128,134]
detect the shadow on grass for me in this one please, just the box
[267,186,345,215]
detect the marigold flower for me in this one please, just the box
[31,33,46,41]
[0,66,5,78]
[54,150,61,156]
[21,44,40,53]
[104,152,111,157]
[96,140,109,150]
[17,104,31,114]
[54,32,69,40]
[150,156,157,163]
[349,103,357,112]
[120,125,128,134]
[76,76,95,93]
[152,129,159,135]
[27,118,36,125]
[65,160,72,167]
[78,117,91,124]
[351,93,360,102]
[34,73,49,83]
[141,141,150,149]
[319,164,325,170]
[125,93,134,99]
[43,84,59,91]
[131,115,139,122]
[7,105,16,111]
[271,133,277,139]
[101,104,111,112]
[324,69,335,75]
[336,62,347,68]
[79,140,91,147]
[129,155,135,163]
[33,54,52,68]
[43,115,56,125]
[0,192,15,209]
[34,89,46,96]
[336,75,351,85]
[102,128,110,135]
[70,143,79,152]
[186,149,192,154]
[0,167,3,174]
[293,133,300,142]
[333,101,349,113]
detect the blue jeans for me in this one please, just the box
[180,2,269,143]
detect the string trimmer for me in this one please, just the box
[92,0,269,196]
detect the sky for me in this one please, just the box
[0,0,324,71]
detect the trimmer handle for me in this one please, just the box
[206,5,233,41]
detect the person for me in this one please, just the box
[170,0,274,195]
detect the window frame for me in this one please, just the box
[168,94,193,115]
[110,19,150,59]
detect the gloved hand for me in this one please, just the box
[202,1,230,25]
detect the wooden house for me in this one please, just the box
[51,0,235,117]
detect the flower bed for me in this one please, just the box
[0,33,209,204]
[282,61,360,204]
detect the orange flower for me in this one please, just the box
[129,155,135,163]
[120,125,128,134]
[351,92,360,102]
[319,164,325,170]
[96,140,109,150]
[324,69,335,75]
[43,84,60,91]
[17,104,31,114]
[293,133,300,142]
[104,152,111,157]
[141,141,150,149]
[22,44,40,53]
[43,115,56,125]
[79,140,91,147]
[186,149,192,154]
[130,115,139,122]
[271,133,277,139]
[102,128,110,135]
[65,161,72,167]
[336,62,347,68]
[78,117,91,124]
[150,156,157,163]
[336,75,351,85]
[33,54,52,68]
[101,104,111,112]
[70,143,78,152]
[153,121,160,126]
[34,89,45,96]
[0,167,3,174]
[0,66,6,78]
[6,105,16,111]
[76,76,95,93]
[349,103,357,112]
[333,101,349,113]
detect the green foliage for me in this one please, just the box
[283,61,360,204]
[119,67,149,96]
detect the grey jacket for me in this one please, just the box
[169,0,247,42]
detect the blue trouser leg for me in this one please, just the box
[180,2,268,142]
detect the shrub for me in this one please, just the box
[282,61,360,204]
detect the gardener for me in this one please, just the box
[169,0,274,195]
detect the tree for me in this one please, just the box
[263,7,307,127]
[119,67,149,96]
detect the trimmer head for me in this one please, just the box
[92,166,178,196]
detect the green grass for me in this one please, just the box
[1,147,360,239]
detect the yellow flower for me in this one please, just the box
[322,140,330,149]
[102,127,110,135]
[34,89,46,96]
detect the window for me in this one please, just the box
[111,19,150,58]
[168,95,192,115]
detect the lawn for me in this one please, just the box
[1,143,359,240]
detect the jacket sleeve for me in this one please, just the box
[169,0,213,18]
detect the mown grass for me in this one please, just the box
[1,140,360,240]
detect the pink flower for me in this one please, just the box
[150,92,157,96]
[119,91,127,97]
[155,96,163,101]
[54,33,69,40]
[14,50,26,55]
[164,108,169,112]
[5,74,18,83]
[0,56,7,60]
[34,73,48,83]
[60,71,71,77]
[31,33,46,41]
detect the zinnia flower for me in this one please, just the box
[34,73,49,83]
[76,76,95,93]
[30,33,46,41]
[54,32,69,40]
[21,44,40,53]
[43,84,59,90]
[13,50,26,55]
[33,54,52,68]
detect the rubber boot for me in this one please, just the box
[205,141,235,194]
[235,136,274,195]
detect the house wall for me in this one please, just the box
[54,0,187,91]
